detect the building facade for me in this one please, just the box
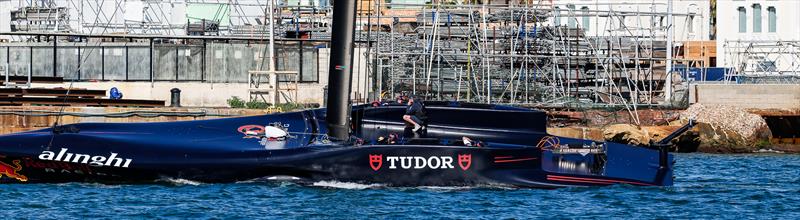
[716,0,800,74]
[550,0,711,41]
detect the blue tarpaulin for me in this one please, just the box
[673,66,732,81]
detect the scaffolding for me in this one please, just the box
[370,1,697,111]
[2,0,704,111]
[4,0,332,38]
[10,6,70,32]
[723,40,800,84]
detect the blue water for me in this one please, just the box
[2,154,799,219]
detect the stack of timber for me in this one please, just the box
[0,87,164,107]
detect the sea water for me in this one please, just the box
[1,154,798,219]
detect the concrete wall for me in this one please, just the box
[689,84,800,109]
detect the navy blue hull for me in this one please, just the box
[0,102,673,187]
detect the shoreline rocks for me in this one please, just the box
[678,104,772,153]
[553,103,776,153]
[602,124,651,146]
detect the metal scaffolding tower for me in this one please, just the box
[370,1,696,110]
[723,40,800,84]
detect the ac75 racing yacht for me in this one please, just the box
[0,0,693,187]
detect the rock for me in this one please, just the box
[642,126,680,143]
[641,125,702,152]
[692,123,754,153]
[602,124,699,152]
[602,124,651,146]
[546,127,604,142]
[556,103,774,153]
[679,104,773,153]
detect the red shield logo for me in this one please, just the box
[458,154,472,170]
[369,154,383,171]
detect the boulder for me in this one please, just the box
[678,104,772,153]
[602,123,701,152]
[546,127,604,142]
[602,124,651,146]
[642,126,680,143]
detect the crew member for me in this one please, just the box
[462,136,485,147]
[396,95,406,104]
[403,95,427,137]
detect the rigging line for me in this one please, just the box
[47,0,125,149]
[424,3,440,92]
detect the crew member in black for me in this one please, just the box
[403,95,427,137]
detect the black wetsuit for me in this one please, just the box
[404,101,427,137]
[405,101,427,125]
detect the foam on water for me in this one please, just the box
[156,178,203,186]
[755,148,785,153]
[311,181,384,189]
[233,176,303,184]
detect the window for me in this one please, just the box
[581,6,590,30]
[688,15,695,33]
[752,4,761,32]
[554,7,561,26]
[768,7,776,32]
[738,7,746,33]
[567,4,576,28]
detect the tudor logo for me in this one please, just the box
[369,154,383,171]
[368,154,473,171]
[458,154,472,170]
